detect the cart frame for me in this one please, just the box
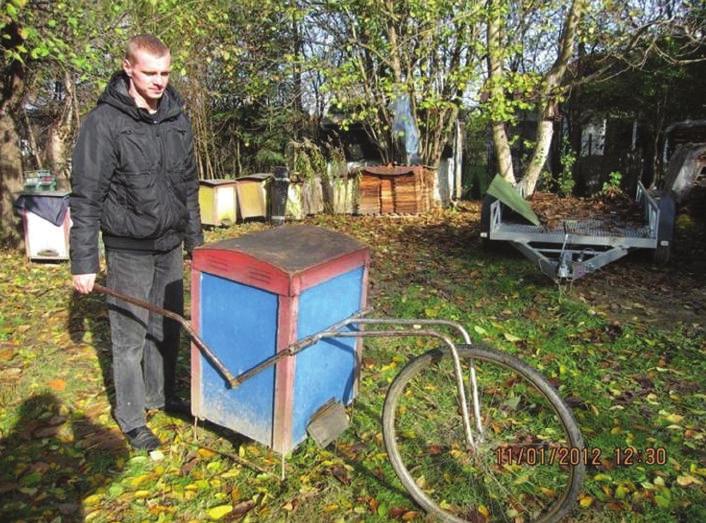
[480,181,675,280]
[93,282,585,522]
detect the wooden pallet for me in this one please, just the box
[358,166,434,215]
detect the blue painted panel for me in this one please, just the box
[292,267,363,445]
[199,272,277,446]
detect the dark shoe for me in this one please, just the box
[164,398,191,416]
[125,426,161,451]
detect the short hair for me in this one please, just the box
[125,34,170,62]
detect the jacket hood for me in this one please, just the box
[98,71,184,123]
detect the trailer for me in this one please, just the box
[480,180,676,281]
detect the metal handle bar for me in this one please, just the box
[92,283,239,388]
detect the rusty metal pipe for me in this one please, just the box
[92,283,239,388]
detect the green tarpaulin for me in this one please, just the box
[486,175,540,226]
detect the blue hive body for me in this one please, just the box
[190,225,370,454]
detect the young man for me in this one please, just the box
[70,35,203,450]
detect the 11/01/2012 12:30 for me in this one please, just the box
[496,446,668,466]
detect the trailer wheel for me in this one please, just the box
[480,195,495,249]
[653,243,671,265]
[653,192,675,265]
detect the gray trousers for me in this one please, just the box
[106,246,183,433]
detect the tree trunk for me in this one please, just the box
[0,112,24,246]
[519,0,584,196]
[23,107,42,170]
[491,122,515,183]
[45,72,76,191]
[0,22,26,246]
[487,0,515,184]
[521,114,555,196]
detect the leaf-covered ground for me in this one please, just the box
[1,203,705,522]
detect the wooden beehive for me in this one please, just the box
[358,166,434,215]
[191,225,370,454]
[235,173,271,219]
[15,191,71,260]
[198,179,238,226]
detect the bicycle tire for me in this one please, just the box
[382,344,585,522]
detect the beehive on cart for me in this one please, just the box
[190,225,370,454]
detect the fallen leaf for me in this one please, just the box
[0,346,16,361]
[579,495,593,508]
[130,474,151,488]
[677,474,702,487]
[181,456,199,475]
[33,425,61,438]
[427,444,444,455]
[331,465,351,485]
[503,332,521,342]
[198,447,216,459]
[47,415,67,426]
[207,504,232,520]
[84,494,102,506]
[389,507,408,519]
[48,379,66,391]
[232,499,255,516]
[473,325,488,336]
[1,367,22,380]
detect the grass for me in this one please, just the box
[0,202,705,522]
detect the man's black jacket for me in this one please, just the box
[69,72,203,275]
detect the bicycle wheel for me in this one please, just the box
[382,344,585,522]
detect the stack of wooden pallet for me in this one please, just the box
[358,166,434,215]
[358,174,382,215]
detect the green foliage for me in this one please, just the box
[4,0,703,189]
[557,135,576,196]
[1,0,126,83]
[285,138,327,181]
[309,0,484,165]
[602,170,622,194]
[254,147,286,171]
[463,113,491,198]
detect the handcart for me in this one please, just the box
[93,225,585,523]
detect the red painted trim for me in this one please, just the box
[272,296,298,453]
[360,261,369,311]
[353,261,370,399]
[193,248,370,298]
[193,250,291,296]
[190,269,202,418]
[293,249,370,295]
[272,295,298,454]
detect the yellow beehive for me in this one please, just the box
[235,173,271,220]
[199,179,238,226]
